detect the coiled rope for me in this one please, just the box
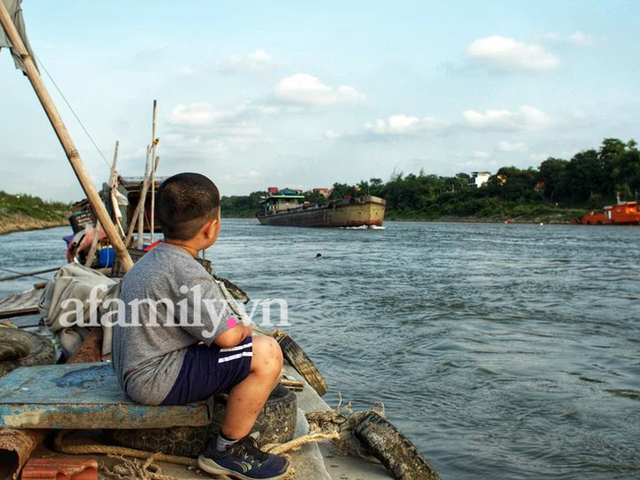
[53,429,336,479]
[52,401,385,479]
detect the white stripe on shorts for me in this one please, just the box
[218,351,253,364]
[220,342,253,353]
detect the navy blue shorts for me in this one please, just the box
[161,336,253,405]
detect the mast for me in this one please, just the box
[0,2,134,272]
[150,100,158,242]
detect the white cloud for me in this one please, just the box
[466,36,561,72]
[364,114,450,135]
[569,31,596,47]
[544,31,597,47]
[325,129,342,139]
[274,73,368,106]
[222,49,283,73]
[23,152,59,161]
[463,105,551,131]
[166,103,270,151]
[456,159,498,169]
[337,86,367,104]
[497,141,527,152]
[168,103,235,126]
[473,150,490,159]
[216,170,265,188]
[529,152,550,162]
[167,102,281,127]
[175,65,198,76]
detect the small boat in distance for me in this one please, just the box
[575,199,640,225]
[257,189,386,228]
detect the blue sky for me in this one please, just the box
[1,0,639,201]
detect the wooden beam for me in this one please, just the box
[150,100,158,242]
[0,3,133,272]
[124,145,151,247]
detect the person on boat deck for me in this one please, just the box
[112,173,289,480]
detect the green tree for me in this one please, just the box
[566,150,604,202]
[538,157,568,202]
[329,183,357,200]
[304,191,327,205]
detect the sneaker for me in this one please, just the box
[198,435,290,480]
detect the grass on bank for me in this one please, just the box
[0,191,70,235]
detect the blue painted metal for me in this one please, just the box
[0,362,213,429]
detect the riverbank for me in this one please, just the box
[385,213,579,224]
[0,214,67,235]
[385,205,586,224]
[0,191,69,235]
[224,215,575,225]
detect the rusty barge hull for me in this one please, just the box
[257,198,386,228]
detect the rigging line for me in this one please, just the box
[0,266,54,281]
[34,54,112,170]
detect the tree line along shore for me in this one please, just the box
[2,138,638,234]
[222,138,639,223]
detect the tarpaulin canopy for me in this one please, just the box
[0,0,38,73]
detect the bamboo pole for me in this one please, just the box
[124,145,150,247]
[0,3,133,272]
[108,140,120,185]
[108,141,125,238]
[126,153,159,248]
[136,146,152,248]
[86,141,119,266]
[148,155,159,233]
[150,100,158,242]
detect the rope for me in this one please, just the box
[264,432,340,455]
[0,265,57,282]
[53,431,198,468]
[34,55,112,170]
[52,430,314,479]
[53,402,385,477]
[101,454,203,480]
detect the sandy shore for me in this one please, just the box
[0,214,67,236]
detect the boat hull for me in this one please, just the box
[257,198,386,228]
[577,201,640,225]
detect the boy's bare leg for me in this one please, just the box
[221,335,283,439]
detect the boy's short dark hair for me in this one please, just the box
[156,173,220,240]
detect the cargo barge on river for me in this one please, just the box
[257,190,386,228]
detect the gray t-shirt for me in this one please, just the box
[112,242,233,405]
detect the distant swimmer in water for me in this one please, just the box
[316,253,323,259]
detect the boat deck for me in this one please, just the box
[0,289,391,479]
[23,365,391,479]
[0,288,41,319]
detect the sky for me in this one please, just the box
[1,0,639,201]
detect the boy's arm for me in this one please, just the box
[180,274,253,347]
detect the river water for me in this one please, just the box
[1,221,639,479]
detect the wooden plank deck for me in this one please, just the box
[0,362,214,429]
[0,289,41,319]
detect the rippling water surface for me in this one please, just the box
[1,221,639,479]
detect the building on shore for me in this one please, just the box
[469,172,491,188]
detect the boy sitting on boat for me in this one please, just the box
[112,173,289,480]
